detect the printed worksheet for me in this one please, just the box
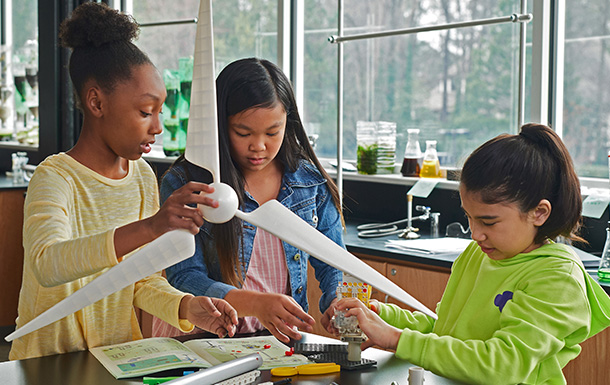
[90,337,211,378]
[184,336,309,370]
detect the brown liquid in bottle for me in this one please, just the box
[401,157,421,177]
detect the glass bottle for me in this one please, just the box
[598,224,610,282]
[400,128,422,177]
[162,70,181,157]
[419,140,441,178]
[178,56,194,154]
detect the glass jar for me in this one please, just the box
[375,121,397,174]
[356,121,377,175]
[356,121,397,175]
[419,140,441,178]
[400,128,422,177]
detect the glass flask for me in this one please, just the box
[600,150,610,281]
[400,128,422,177]
[178,56,194,154]
[598,224,610,282]
[419,140,441,178]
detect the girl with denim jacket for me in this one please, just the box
[153,58,344,343]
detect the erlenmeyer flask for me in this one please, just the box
[599,225,610,282]
[419,140,441,178]
[400,128,422,177]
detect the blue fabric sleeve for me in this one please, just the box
[160,168,237,299]
[308,184,344,313]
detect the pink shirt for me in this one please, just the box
[237,228,290,333]
[152,228,289,337]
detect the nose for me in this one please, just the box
[469,223,486,242]
[249,136,266,152]
[152,115,163,136]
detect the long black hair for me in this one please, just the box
[173,58,343,285]
[58,2,152,109]
[460,123,582,244]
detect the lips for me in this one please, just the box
[478,244,495,254]
[248,157,265,165]
[141,142,153,154]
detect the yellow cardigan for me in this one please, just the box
[10,153,193,360]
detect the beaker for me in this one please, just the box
[400,128,422,177]
[419,140,441,178]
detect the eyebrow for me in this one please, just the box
[232,121,285,131]
[139,93,162,102]
[461,207,499,220]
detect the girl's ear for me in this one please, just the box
[83,85,104,118]
[531,199,552,226]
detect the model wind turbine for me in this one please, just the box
[188,0,436,319]
[5,0,435,343]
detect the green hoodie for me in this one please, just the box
[378,242,610,385]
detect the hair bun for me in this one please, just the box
[59,2,139,49]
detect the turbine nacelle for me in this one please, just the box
[199,182,239,224]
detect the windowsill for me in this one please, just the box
[324,166,460,190]
[0,141,38,151]
[143,152,610,195]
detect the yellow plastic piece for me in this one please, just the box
[270,362,341,377]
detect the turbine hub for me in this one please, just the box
[198,182,238,223]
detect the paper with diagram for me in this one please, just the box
[90,335,309,378]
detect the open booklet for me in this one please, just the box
[90,336,310,379]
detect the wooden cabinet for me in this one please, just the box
[563,326,609,384]
[366,255,450,312]
[0,189,26,327]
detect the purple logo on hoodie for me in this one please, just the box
[494,291,513,312]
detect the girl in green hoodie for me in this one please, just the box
[334,123,610,385]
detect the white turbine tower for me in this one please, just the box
[184,1,436,319]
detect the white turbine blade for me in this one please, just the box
[5,230,195,342]
[184,0,220,183]
[235,201,437,319]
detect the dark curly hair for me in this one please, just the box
[58,2,152,107]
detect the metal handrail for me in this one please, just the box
[139,18,198,28]
[331,4,532,202]
[328,13,532,44]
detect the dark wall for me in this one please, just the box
[340,178,608,255]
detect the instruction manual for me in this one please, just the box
[90,336,310,379]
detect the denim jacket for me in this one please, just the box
[160,159,344,313]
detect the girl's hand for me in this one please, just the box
[114,182,220,258]
[321,298,339,335]
[148,181,219,236]
[225,291,315,343]
[179,295,238,338]
[335,297,402,351]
